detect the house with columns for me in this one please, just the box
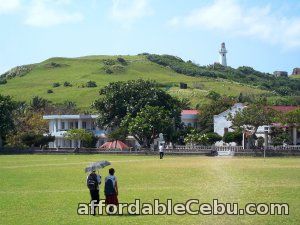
[43,115,107,148]
[44,110,202,148]
[214,104,300,147]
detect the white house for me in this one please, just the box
[213,103,270,146]
[43,115,107,148]
[214,103,300,147]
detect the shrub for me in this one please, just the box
[117,57,127,65]
[47,89,53,94]
[86,81,97,88]
[223,131,243,145]
[52,82,60,88]
[207,91,221,101]
[21,133,55,147]
[103,59,115,66]
[0,78,7,85]
[205,132,222,145]
[111,64,125,73]
[104,67,113,74]
[63,81,72,87]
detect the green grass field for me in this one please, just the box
[0,155,299,225]
[0,55,267,109]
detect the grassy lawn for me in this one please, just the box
[0,155,299,225]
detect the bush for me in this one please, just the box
[21,133,55,147]
[104,67,113,74]
[63,81,72,87]
[52,82,60,88]
[223,131,243,145]
[205,132,222,145]
[117,57,127,65]
[47,89,53,94]
[0,78,7,85]
[86,81,97,88]
[103,59,115,66]
[111,64,125,73]
[275,87,292,96]
[207,91,221,101]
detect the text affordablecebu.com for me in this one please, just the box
[77,199,289,216]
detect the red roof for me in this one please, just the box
[268,106,299,113]
[181,110,199,115]
[100,140,129,150]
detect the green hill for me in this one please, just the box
[0,54,297,110]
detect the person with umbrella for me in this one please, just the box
[86,169,101,215]
[85,161,111,215]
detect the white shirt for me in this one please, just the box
[159,145,164,152]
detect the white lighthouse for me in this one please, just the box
[219,42,227,66]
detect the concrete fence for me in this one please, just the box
[1,145,300,156]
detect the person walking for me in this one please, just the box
[86,169,101,215]
[104,168,119,214]
[159,143,164,159]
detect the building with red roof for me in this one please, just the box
[181,110,199,128]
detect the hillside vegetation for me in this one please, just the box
[0,54,298,110]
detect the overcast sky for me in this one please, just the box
[0,0,300,74]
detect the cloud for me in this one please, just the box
[168,0,300,49]
[110,0,153,26]
[24,0,83,27]
[0,0,21,14]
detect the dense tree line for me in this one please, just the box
[147,54,300,96]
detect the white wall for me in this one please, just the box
[214,103,245,136]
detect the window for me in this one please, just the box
[75,122,78,129]
[82,121,87,129]
[69,122,74,129]
[91,122,96,130]
[61,122,65,130]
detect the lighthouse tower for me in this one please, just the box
[219,42,227,66]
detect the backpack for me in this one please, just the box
[105,178,115,196]
[87,173,98,191]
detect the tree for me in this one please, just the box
[30,96,50,111]
[280,108,300,124]
[121,106,174,147]
[0,95,17,147]
[229,103,277,148]
[107,127,128,142]
[269,127,291,146]
[5,111,49,148]
[63,129,94,148]
[93,79,184,129]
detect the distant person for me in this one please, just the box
[86,169,101,215]
[159,144,164,159]
[104,168,119,213]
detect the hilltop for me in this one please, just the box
[0,54,299,110]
